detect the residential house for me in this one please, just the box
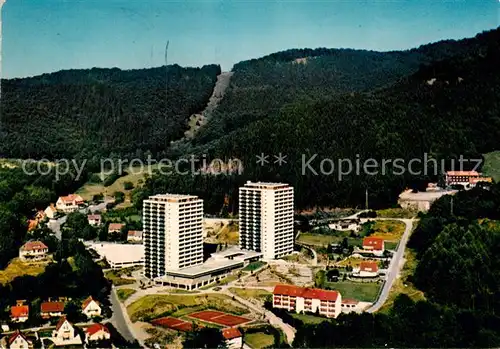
[445,171,480,186]
[108,223,125,235]
[222,328,242,349]
[10,302,29,323]
[362,237,385,255]
[272,284,342,318]
[85,323,111,344]
[81,296,102,318]
[355,261,379,278]
[56,194,84,213]
[1,330,32,349]
[51,316,82,346]
[19,241,49,261]
[87,214,102,227]
[341,299,359,313]
[329,219,361,232]
[40,301,65,319]
[127,230,143,243]
[44,204,58,219]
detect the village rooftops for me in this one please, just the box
[222,327,242,340]
[85,323,109,336]
[273,284,340,302]
[359,261,379,272]
[362,237,385,251]
[59,194,84,203]
[11,305,29,318]
[20,241,48,252]
[41,301,65,313]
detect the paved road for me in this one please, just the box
[108,286,139,344]
[365,218,415,313]
[47,201,111,240]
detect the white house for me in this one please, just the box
[329,219,361,232]
[85,323,111,344]
[81,296,102,318]
[3,330,32,349]
[56,194,84,213]
[44,204,58,219]
[51,316,82,346]
[355,261,379,278]
[19,241,49,261]
[127,230,143,243]
[87,214,102,227]
[222,328,242,349]
[10,302,29,323]
[362,237,385,256]
[108,223,125,235]
[273,284,342,318]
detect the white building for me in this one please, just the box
[3,331,32,349]
[51,317,82,346]
[143,194,204,279]
[127,230,143,243]
[44,204,58,219]
[87,214,102,226]
[239,181,294,260]
[329,219,361,232]
[272,284,342,318]
[81,296,102,318]
[222,328,242,349]
[85,323,110,344]
[19,241,49,261]
[354,261,379,278]
[56,194,84,213]
[85,242,144,269]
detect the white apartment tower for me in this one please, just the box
[239,181,294,259]
[143,194,204,279]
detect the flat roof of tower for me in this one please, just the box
[146,194,201,203]
[243,181,291,189]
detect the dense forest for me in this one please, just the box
[0,64,220,159]
[292,184,500,347]
[135,27,500,212]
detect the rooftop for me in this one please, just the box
[273,284,340,302]
[222,327,242,340]
[243,181,291,189]
[21,241,48,252]
[399,189,458,202]
[164,258,243,278]
[146,193,201,203]
[86,242,144,264]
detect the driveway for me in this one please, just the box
[365,218,415,313]
[108,286,141,344]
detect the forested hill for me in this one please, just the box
[0,64,220,159]
[137,27,500,212]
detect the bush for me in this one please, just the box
[123,181,134,190]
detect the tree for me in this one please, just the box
[123,181,134,190]
[113,191,125,204]
[183,327,227,349]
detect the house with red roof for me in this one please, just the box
[19,241,49,261]
[341,298,360,313]
[10,301,29,323]
[56,194,84,213]
[362,237,385,255]
[445,170,480,186]
[81,296,102,318]
[1,330,32,349]
[108,223,125,235]
[40,301,65,319]
[356,261,379,278]
[127,230,143,242]
[272,284,342,318]
[222,328,242,349]
[85,323,110,344]
[51,316,82,346]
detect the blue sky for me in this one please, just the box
[2,0,499,78]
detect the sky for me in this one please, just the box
[2,0,499,78]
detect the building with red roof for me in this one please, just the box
[85,323,111,343]
[41,301,65,319]
[56,194,84,213]
[108,223,125,234]
[1,330,32,349]
[19,241,49,261]
[222,328,242,349]
[81,296,102,318]
[10,302,29,323]
[445,170,480,186]
[272,284,342,318]
[357,261,379,277]
[51,316,82,346]
[362,237,385,253]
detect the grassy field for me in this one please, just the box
[291,313,328,324]
[0,258,49,285]
[127,293,249,322]
[76,164,159,205]
[335,256,380,268]
[369,220,406,241]
[229,288,271,302]
[327,281,381,302]
[378,248,425,313]
[104,266,141,286]
[375,208,417,219]
[245,332,275,349]
[482,151,500,182]
[243,261,267,272]
[117,288,137,302]
[296,233,338,246]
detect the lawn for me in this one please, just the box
[378,248,425,313]
[375,208,416,219]
[117,288,136,302]
[242,261,267,272]
[369,220,406,241]
[327,281,382,302]
[76,164,159,206]
[104,266,141,286]
[228,288,271,302]
[296,233,338,246]
[291,313,328,325]
[482,151,500,182]
[127,293,248,322]
[0,258,49,285]
[335,256,380,268]
[384,241,399,250]
[245,332,275,349]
